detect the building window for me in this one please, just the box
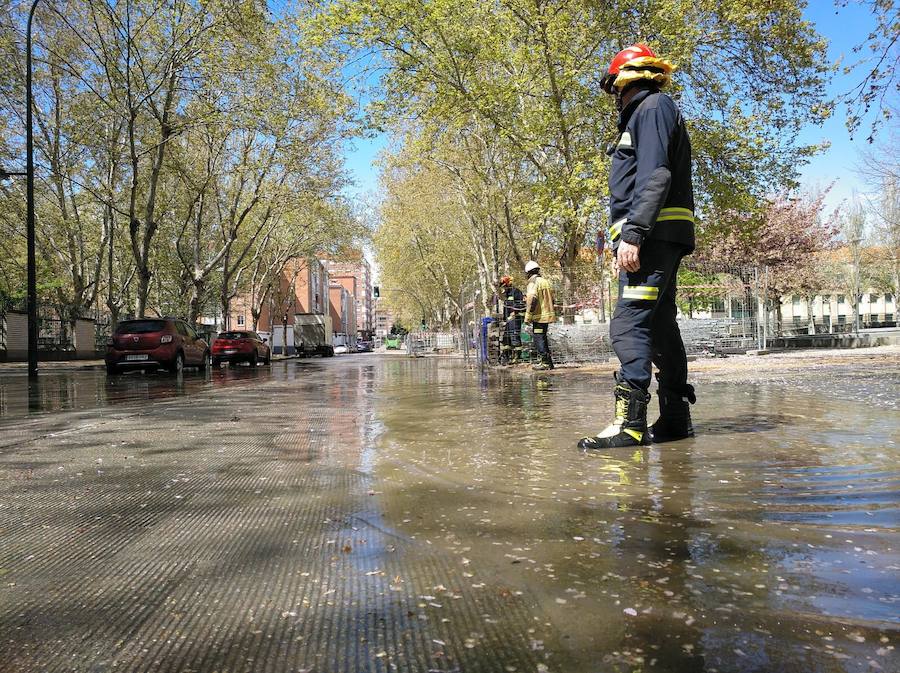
[870,294,879,304]
[837,315,846,324]
[822,298,830,314]
[838,294,846,305]
[237,315,245,327]
[885,293,894,304]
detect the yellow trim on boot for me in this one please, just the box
[623,428,644,442]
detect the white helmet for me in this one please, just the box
[524,260,540,274]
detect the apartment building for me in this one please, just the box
[373,300,396,338]
[324,256,373,338]
[228,258,329,332]
[329,284,357,347]
[779,291,897,329]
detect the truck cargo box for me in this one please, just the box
[293,313,334,357]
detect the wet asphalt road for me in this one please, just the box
[0,355,898,673]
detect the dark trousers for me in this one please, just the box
[501,315,522,360]
[610,240,689,392]
[532,322,551,362]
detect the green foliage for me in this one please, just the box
[316,0,833,303]
[0,0,358,324]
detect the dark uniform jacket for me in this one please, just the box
[608,85,695,252]
[501,286,524,320]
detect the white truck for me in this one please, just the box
[293,313,335,357]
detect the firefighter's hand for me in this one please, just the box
[617,241,641,273]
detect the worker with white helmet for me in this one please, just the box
[579,44,696,450]
[523,260,555,370]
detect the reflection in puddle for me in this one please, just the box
[0,364,287,419]
[374,360,899,672]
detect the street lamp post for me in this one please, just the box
[25,0,43,378]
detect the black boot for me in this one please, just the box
[578,374,651,450]
[650,381,695,443]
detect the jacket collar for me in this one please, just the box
[617,86,656,131]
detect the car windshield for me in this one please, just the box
[115,320,166,334]
[217,331,249,340]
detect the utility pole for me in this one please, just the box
[25,0,43,378]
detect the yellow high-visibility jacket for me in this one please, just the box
[524,275,555,324]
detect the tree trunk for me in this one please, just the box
[135,269,151,318]
[188,282,204,325]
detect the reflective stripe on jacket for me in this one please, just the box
[608,86,695,252]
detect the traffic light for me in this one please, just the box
[373,285,380,298]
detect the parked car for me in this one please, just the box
[356,340,373,353]
[106,318,210,375]
[211,330,271,367]
[333,333,351,354]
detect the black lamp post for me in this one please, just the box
[25,0,42,378]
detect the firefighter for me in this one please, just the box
[498,275,524,365]
[579,44,696,450]
[523,261,555,370]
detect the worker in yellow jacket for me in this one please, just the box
[523,260,555,370]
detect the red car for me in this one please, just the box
[211,331,271,367]
[106,318,210,375]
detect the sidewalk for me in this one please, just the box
[0,358,104,372]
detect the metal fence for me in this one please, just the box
[472,259,898,367]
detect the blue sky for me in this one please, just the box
[342,3,891,210]
[797,1,890,210]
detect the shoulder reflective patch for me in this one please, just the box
[622,286,660,301]
[617,131,633,148]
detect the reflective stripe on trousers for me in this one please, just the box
[610,240,689,392]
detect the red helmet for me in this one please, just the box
[601,43,658,94]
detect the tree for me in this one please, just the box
[0,0,358,331]
[696,191,837,333]
[867,176,900,299]
[841,200,867,332]
[375,154,478,327]
[838,0,899,140]
[318,0,832,310]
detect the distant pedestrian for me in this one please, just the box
[498,276,525,365]
[578,44,696,450]
[523,261,555,370]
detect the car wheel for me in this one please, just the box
[325,346,335,357]
[198,351,210,371]
[105,363,117,376]
[264,350,271,365]
[248,353,258,367]
[212,357,221,368]
[169,351,185,374]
